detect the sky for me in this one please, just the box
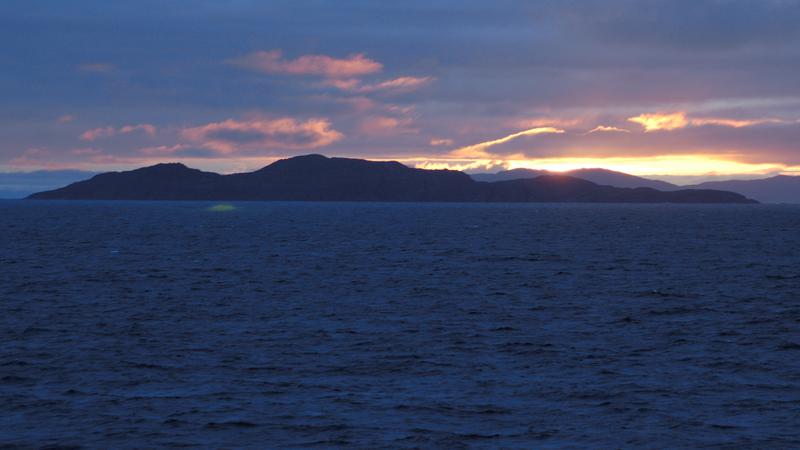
[2,0,800,181]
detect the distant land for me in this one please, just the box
[471,168,678,191]
[0,170,97,199]
[683,176,800,204]
[28,154,755,203]
[472,169,799,203]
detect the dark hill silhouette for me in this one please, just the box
[223,154,480,201]
[567,168,678,191]
[472,167,800,203]
[28,154,756,203]
[472,168,678,190]
[480,175,749,203]
[684,175,800,204]
[471,168,549,182]
[32,163,224,200]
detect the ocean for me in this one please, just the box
[1,200,799,448]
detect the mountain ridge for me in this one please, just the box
[471,168,799,203]
[28,154,756,203]
[471,168,678,190]
[683,175,800,204]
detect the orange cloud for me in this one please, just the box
[406,155,800,179]
[229,50,382,78]
[586,125,630,134]
[628,112,689,131]
[690,117,783,128]
[450,127,565,159]
[181,117,343,153]
[628,112,789,131]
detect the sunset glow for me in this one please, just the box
[450,127,565,159]
[628,113,690,132]
[411,155,800,178]
[2,1,800,185]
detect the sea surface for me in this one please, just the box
[1,200,799,448]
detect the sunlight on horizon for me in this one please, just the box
[409,154,800,178]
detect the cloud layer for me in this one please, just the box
[230,50,382,78]
[181,117,343,154]
[2,1,800,178]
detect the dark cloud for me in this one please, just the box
[550,0,800,51]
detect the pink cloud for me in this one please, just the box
[56,115,76,124]
[357,116,416,136]
[80,124,157,141]
[181,116,343,153]
[324,76,434,94]
[229,50,382,78]
[430,138,454,147]
[513,117,585,129]
[120,124,157,136]
[80,127,116,141]
[324,79,363,90]
[337,96,377,112]
[70,148,103,156]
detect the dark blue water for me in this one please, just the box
[2,200,799,448]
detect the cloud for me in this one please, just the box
[181,116,343,153]
[56,115,76,124]
[229,50,382,78]
[77,63,115,74]
[413,159,509,173]
[325,76,434,94]
[120,124,157,136]
[514,117,584,129]
[408,154,800,179]
[6,2,800,178]
[357,116,416,136]
[80,124,157,141]
[335,96,376,112]
[430,138,454,147]
[689,117,783,128]
[69,147,103,156]
[80,127,116,141]
[555,0,800,52]
[450,127,565,158]
[230,50,432,101]
[586,125,630,134]
[628,112,791,131]
[628,112,690,131]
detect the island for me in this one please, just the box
[28,154,757,203]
